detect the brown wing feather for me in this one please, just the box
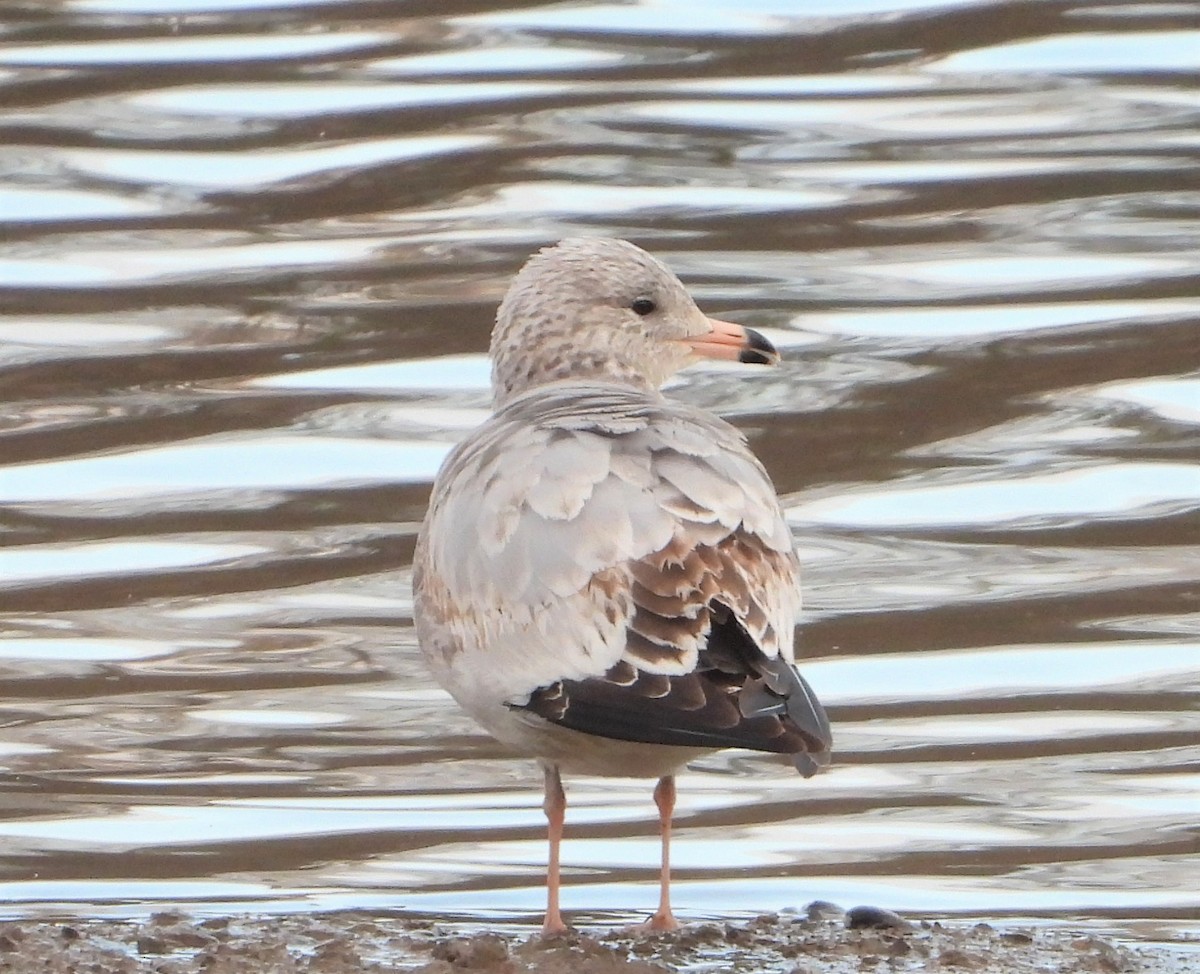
[514,530,832,777]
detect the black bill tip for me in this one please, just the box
[737,326,780,366]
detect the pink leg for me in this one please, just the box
[646,775,680,931]
[541,764,569,936]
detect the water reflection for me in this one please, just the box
[58,136,496,192]
[0,32,389,67]
[4,436,451,502]
[793,463,1200,527]
[2,540,268,584]
[812,643,1200,701]
[930,29,1200,75]
[0,0,1197,955]
[255,356,493,393]
[800,300,1200,337]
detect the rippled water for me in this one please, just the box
[1,0,1198,954]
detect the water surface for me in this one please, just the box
[1,0,1198,953]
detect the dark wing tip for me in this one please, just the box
[513,620,833,773]
[707,604,832,772]
[782,667,833,755]
[792,749,830,779]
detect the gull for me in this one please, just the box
[413,237,832,935]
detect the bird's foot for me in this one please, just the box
[540,915,572,938]
[629,910,680,934]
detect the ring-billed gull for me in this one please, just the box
[414,237,831,935]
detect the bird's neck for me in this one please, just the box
[492,347,655,406]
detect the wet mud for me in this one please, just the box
[0,908,1193,974]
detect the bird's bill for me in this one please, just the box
[681,317,780,366]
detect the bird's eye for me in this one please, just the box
[631,298,657,316]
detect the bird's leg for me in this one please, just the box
[646,774,680,931]
[541,764,569,936]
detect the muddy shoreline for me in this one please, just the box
[1,907,1194,973]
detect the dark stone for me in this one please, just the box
[845,906,912,931]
